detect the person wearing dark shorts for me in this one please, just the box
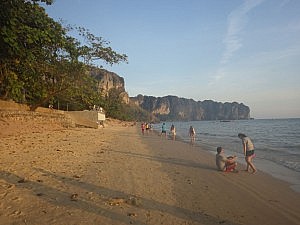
[238,133,257,174]
[161,123,167,139]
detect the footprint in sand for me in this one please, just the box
[9,210,24,217]
[0,182,15,190]
[11,196,22,201]
[17,178,27,183]
[70,193,78,201]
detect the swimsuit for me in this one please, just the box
[246,150,255,157]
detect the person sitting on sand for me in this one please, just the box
[216,147,238,172]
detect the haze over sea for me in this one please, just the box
[154,118,300,192]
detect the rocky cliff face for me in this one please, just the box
[130,95,250,121]
[90,68,129,104]
[89,68,250,121]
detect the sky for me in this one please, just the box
[45,0,300,119]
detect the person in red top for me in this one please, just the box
[141,123,145,135]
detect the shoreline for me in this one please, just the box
[1,118,300,224]
[139,130,300,225]
[197,142,300,193]
[151,124,300,193]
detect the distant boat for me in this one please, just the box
[220,120,231,122]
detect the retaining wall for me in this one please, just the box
[0,100,105,129]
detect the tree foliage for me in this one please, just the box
[0,0,128,112]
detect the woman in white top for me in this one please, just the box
[189,126,196,145]
[238,133,257,174]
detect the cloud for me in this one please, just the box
[247,44,300,67]
[208,68,225,86]
[209,0,265,86]
[221,0,265,65]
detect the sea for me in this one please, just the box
[152,118,300,192]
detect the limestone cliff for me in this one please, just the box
[89,68,250,121]
[130,95,250,121]
[90,68,129,104]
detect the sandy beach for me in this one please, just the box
[0,115,300,225]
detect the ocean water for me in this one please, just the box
[153,119,300,192]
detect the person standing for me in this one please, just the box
[161,122,167,139]
[189,126,196,145]
[170,124,176,141]
[238,133,257,174]
[145,123,150,134]
[141,123,145,135]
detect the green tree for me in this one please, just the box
[104,88,123,118]
[0,0,127,111]
[76,27,127,67]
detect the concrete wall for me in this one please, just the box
[66,111,106,129]
[0,109,74,128]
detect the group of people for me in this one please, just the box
[216,133,257,174]
[141,122,153,135]
[160,123,196,144]
[145,122,257,174]
[160,122,175,140]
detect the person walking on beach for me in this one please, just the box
[141,123,145,135]
[189,126,196,145]
[238,133,257,174]
[216,147,238,172]
[161,122,167,139]
[145,123,150,134]
[170,124,176,141]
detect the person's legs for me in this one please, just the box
[244,156,251,172]
[248,156,257,173]
[246,156,256,173]
[163,131,167,139]
[190,135,195,145]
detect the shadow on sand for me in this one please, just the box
[0,168,240,225]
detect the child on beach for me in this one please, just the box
[216,147,238,172]
[238,133,257,174]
